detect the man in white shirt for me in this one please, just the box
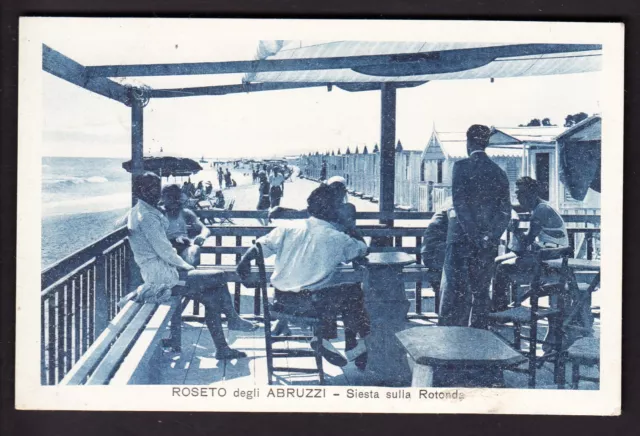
[268,168,286,207]
[237,184,370,368]
[120,172,253,360]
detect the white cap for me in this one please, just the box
[326,176,347,186]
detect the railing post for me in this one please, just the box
[94,254,109,336]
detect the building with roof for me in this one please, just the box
[300,121,601,213]
[420,124,600,212]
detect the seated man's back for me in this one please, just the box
[259,217,367,292]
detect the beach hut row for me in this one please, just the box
[299,121,602,214]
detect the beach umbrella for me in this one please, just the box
[122,156,203,178]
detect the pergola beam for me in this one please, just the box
[43,45,129,105]
[149,81,427,98]
[149,82,326,98]
[84,44,602,78]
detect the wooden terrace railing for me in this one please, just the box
[40,210,600,385]
[40,227,135,385]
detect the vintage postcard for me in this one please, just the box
[16,18,623,414]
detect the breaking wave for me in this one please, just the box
[44,175,109,186]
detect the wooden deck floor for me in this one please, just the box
[148,313,600,390]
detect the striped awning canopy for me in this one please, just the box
[245,40,602,87]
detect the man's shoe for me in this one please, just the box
[345,339,367,362]
[271,319,292,337]
[311,339,348,367]
[215,347,247,360]
[228,318,258,332]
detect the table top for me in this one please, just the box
[366,252,416,267]
[396,326,527,367]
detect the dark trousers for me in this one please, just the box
[269,186,283,207]
[175,269,238,350]
[274,284,370,350]
[438,242,497,329]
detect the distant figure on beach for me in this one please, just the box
[237,184,370,369]
[269,168,285,207]
[181,181,190,196]
[118,172,255,360]
[320,160,328,181]
[224,169,233,189]
[256,172,271,226]
[217,167,224,189]
[194,181,204,200]
[204,181,213,198]
[212,190,225,209]
[439,124,511,329]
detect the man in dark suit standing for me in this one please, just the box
[439,124,512,329]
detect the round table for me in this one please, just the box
[360,252,416,386]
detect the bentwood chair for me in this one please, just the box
[488,246,574,388]
[254,243,325,385]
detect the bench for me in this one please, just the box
[61,294,184,385]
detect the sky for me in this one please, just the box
[42,36,602,159]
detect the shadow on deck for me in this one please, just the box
[145,292,600,390]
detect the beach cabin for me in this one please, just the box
[420,124,601,213]
[420,128,525,211]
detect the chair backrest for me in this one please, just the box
[254,242,272,326]
[226,199,235,211]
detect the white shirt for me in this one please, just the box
[121,200,192,302]
[269,174,285,188]
[257,217,368,292]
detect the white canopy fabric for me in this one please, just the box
[245,40,602,85]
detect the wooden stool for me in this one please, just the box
[396,326,527,387]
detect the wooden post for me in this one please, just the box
[379,83,397,227]
[131,89,145,206]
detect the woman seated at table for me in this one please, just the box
[492,177,569,312]
[118,173,255,360]
[161,184,211,266]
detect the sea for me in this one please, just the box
[41,156,250,269]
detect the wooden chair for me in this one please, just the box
[488,246,574,388]
[564,336,599,389]
[255,242,325,385]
